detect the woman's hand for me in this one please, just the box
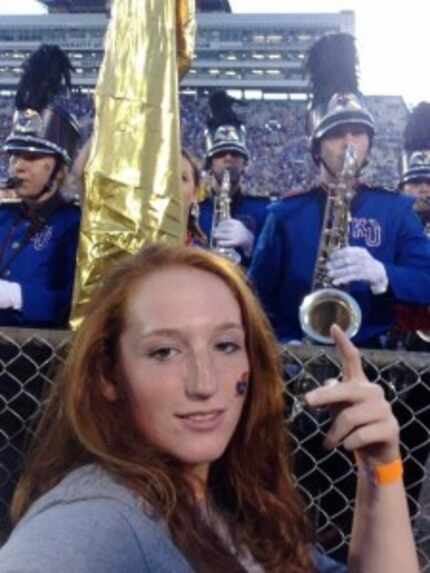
[304,324,400,467]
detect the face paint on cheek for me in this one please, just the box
[235,371,250,397]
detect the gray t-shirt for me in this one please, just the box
[0,464,347,572]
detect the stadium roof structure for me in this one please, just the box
[198,0,231,12]
[39,0,231,13]
[39,0,107,12]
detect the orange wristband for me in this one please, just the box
[355,454,404,486]
[374,458,403,486]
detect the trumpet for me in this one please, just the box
[299,144,362,344]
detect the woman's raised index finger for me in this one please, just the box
[330,324,365,382]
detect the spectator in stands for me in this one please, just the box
[0,244,418,573]
[249,33,430,348]
[0,45,81,328]
[0,93,406,199]
[199,91,270,267]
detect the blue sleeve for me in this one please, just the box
[385,205,430,304]
[313,548,348,573]
[19,217,79,327]
[0,499,149,573]
[248,209,285,320]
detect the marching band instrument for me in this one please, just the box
[210,168,241,264]
[299,144,362,344]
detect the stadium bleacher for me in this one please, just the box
[0,92,408,194]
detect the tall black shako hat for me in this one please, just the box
[204,90,249,169]
[400,102,430,187]
[306,33,375,163]
[4,44,80,166]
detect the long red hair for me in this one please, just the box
[12,243,314,572]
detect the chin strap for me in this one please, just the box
[319,154,367,182]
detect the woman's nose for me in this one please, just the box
[185,352,217,399]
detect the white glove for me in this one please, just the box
[326,246,389,294]
[213,218,255,257]
[0,280,22,310]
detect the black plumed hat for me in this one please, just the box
[306,33,375,161]
[401,102,430,186]
[205,90,249,168]
[4,44,80,165]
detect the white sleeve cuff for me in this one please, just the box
[9,282,23,310]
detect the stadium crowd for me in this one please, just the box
[0,91,408,195]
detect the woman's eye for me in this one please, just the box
[147,347,177,361]
[215,341,241,354]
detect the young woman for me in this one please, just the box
[181,149,207,246]
[0,244,418,572]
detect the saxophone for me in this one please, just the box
[299,144,362,344]
[210,168,241,264]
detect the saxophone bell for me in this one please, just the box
[299,288,362,344]
[416,328,430,343]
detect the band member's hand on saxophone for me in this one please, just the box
[212,168,255,259]
[327,246,389,294]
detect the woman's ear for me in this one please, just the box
[99,345,123,402]
[100,375,119,402]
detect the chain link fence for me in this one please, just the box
[0,328,69,541]
[0,327,429,569]
[282,343,430,570]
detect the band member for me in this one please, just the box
[0,44,81,539]
[1,45,81,327]
[199,91,270,267]
[388,102,430,524]
[249,33,430,348]
[400,101,430,232]
[391,101,430,350]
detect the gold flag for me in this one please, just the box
[70,0,196,329]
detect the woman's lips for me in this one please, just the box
[176,410,225,431]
